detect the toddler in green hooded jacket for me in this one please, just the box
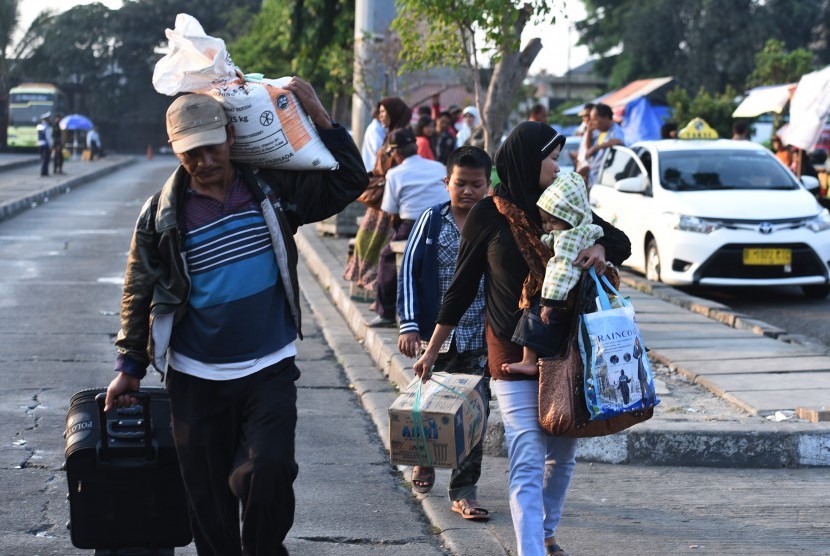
[502,171,604,375]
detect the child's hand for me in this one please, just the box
[413,351,437,382]
[540,306,554,325]
[398,332,421,358]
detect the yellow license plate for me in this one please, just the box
[743,248,792,265]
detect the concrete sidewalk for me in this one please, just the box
[1,159,827,555]
[294,224,830,556]
[0,153,135,222]
[295,222,830,469]
[0,159,826,468]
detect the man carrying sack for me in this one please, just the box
[105,78,367,556]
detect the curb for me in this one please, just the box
[617,273,830,355]
[0,156,40,172]
[0,157,137,223]
[296,227,830,468]
[295,247,508,556]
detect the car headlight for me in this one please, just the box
[806,208,830,232]
[663,213,722,234]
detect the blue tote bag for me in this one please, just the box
[578,268,660,420]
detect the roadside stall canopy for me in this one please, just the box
[599,77,676,120]
[782,65,830,152]
[564,76,677,118]
[732,83,796,118]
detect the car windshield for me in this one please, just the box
[659,149,798,192]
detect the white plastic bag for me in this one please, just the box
[152,14,338,170]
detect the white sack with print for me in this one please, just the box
[152,13,338,170]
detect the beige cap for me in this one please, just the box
[165,94,228,154]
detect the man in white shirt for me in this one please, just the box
[369,128,449,327]
[36,114,52,177]
[86,127,102,160]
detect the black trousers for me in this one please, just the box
[373,218,414,318]
[53,145,64,173]
[39,145,51,176]
[167,359,301,556]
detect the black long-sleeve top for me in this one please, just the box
[436,196,631,346]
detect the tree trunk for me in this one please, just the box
[482,7,542,154]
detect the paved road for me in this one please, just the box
[0,159,445,555]
[1,160,829,555]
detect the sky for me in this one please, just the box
[14,0,591,77]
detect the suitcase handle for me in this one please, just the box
[95,391,155,460]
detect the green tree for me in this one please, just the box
[0,0,20,147]
[392,0,555,153]
[666,86,739,139]
[14,4,119,114]
[747,39,814,88]
[231,0,355,121]
[11,1,262,151]
[577,0,826,93]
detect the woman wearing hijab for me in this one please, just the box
[414,122,631,556]
[344,97,412,294]
[455,106,481,148]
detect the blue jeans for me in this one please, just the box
[492,379,577,556]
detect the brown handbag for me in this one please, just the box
[538,269,653,438]
[357,175,384,209]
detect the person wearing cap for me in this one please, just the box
[36,113,52,177]
[104,77,368,556]
[414,122,631,556]
[368,128,449,327]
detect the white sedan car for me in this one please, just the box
[589,139,830,298]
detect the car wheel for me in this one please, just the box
[802,284,830,299]
[645,239,661,282]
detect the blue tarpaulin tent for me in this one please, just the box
[622,97,672,144]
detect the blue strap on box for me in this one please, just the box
[410,373,483,468]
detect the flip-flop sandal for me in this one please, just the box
[452,499,490,521]
[411,466,435,494]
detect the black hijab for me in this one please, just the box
[493,121,565,227]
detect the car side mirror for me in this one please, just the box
[801,175,820,192]
[616,176,648,193]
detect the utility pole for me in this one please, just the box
[352,0,396,148]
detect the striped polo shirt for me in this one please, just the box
[169,173,297,379]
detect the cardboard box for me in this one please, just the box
[388,373,487,469]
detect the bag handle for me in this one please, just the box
[588,267,630,310]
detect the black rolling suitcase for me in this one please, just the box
[64,387,192,553]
